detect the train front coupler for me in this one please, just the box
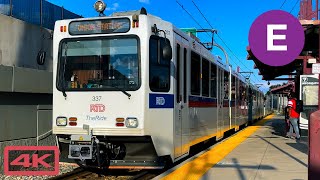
[68,133,109,169]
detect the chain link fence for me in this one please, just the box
[0,0,81,30]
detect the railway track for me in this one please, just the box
[129,171,157,180]
[48,119,261,180]
[47,167,158,180]
[48,168,97,180]
[48,136,233,179]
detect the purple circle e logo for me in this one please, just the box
[249,10,305,67]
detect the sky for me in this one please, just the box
[47,0,302,93]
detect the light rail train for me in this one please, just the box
[53,3,271,170]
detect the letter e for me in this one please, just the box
[267,24,287,51]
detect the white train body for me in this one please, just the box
[52,10,265,168]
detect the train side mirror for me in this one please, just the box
[162,44,172,60]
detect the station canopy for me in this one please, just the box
[247,20,319,81]
[270,82,294,94]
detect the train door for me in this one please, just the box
[217,68,224,138]
[181,47,189,155]
[174,42,188,158]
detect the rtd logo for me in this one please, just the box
[156,97,166,106]
[90,104,105,112]
[4,146,59,176]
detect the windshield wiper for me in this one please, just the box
[99,81,131,99]
[61,43,68,99]
[111,84,131,99]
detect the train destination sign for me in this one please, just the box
[69,18,130,35]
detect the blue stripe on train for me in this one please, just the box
[149,93,174,108]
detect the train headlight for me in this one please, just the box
[94,0,106,13]
[125,118,138,128]
[56,117,67,126]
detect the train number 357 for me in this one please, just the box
[92,96,102,101]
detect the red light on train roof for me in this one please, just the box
[132,14,139,28]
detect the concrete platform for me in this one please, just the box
[155,115,308,180]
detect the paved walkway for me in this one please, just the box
[156,115,308,180]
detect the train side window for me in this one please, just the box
[176,44,181,103]
[231,75,236,100]
[183,48,187,102]
[191,51,200,96]
[210,63,217,98]
[224,70,229,99]
[239,80,242,101]
[202,58,209,97]
[236,78,240,102]
[149,35,171,92]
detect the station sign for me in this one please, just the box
[249,10,305,67]
[69,18,130,35]
[312,63,320,74]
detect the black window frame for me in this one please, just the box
[176,44,181,103]
[202,58,210,97]
[191,51,201,96]
[223,70,229,99]
[149,35,171,92]
[231,75,236,100]
[183,48,187,102]
[210,63,217,98]
[56,35,141,92]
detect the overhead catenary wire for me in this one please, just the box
[178,1,241,69]
[175,0,217,54]
[191,0,214,29]
[290,0,300,13]
[176,0,211,39]
[280,0,287,9]
[191,0,243,68]
[190,0,261,84]
[190,1,253,70]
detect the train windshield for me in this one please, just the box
[57,36,140,91]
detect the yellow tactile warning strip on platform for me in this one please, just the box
[161,114,275,180]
